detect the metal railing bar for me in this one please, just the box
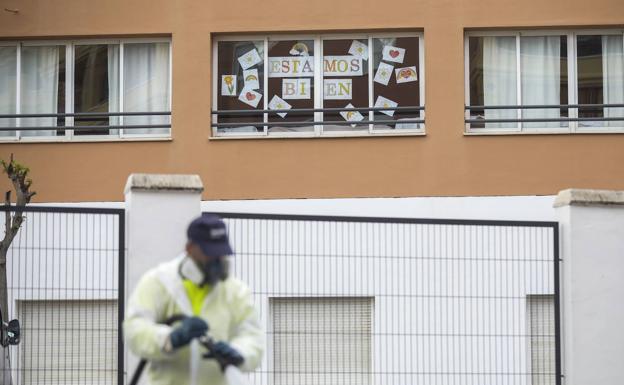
[0,124,171,132]
[465,117,624,123]
[0,205,125,215]
[212,119,424,128]
[209,211,558,227]
[0,111,171,118]
[212,106,424,115]
[465,103,624,110]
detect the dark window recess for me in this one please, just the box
[577,36,604,122]
[468,37,485,128]
[74,45,114,135]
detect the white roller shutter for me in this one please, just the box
[528,295,555,385]
[271,297,372,385]
[18,300,118,385]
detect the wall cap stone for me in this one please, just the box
[125,174,204,194]
[554,188,624,208]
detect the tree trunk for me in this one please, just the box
[0,253,13,385]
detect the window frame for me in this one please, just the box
[465,29,624,135]
[0,37,172,143]
[211,32,425,139]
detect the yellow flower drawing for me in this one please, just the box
[223,75,234,94]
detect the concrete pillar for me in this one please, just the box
[554,189,624,385]
[124,173,204,384]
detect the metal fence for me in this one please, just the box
[0,206,125,385]
[212,212,561,385]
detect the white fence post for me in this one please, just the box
[554,189,624,385]
[124,173,204,384]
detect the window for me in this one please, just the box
[213,34,424,137]
[0,39,171,141]
[465,30,624,133]
[271,297,373,385]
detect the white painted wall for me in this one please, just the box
[201,196,557,222]
[34,195,557,221]
[557,201,624,385]
[125,189,202,295]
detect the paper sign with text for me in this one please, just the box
[282,78,311,99]
[323,56,363,77]
[323,79,353,100]
[269,56,315,78]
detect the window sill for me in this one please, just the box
[0,136,173,144]
[210,130,426,140]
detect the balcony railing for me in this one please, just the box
[0,111,171,134]
[465,104,624,126]
[211,106,425,134]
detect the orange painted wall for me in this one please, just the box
[0,0,623,202]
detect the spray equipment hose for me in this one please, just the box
[128,314,187,385]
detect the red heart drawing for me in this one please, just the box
[246,92,256,101]
[389,50,400,58]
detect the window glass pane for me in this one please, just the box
[372,36,420,130]
[74,44,119,136]
[577,35,624,128]
[468,36,517,129]
[0,46,17,137]
[20,45,66,137]
[322,38,368,132]
[216,40,265,134]
[520,36,567,129]
[123,42,170,135]
[267,39,314,134]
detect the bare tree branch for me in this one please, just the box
[0,154,36,263]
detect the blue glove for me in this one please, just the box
[205,341,244,369]
[169,317,208,349]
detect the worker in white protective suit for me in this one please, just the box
[124,214,264,385]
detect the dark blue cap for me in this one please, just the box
[187,214,233,257]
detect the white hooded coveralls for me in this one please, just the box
[124,255,264,385]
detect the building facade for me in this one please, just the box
[0,0,623,202]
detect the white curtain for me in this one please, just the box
[521,36,561,129]
[483,36,517,129]
[20,46,59,137]
[123,42,170,135]
[0,47,17,137]
[108,45,120,134]
[602,35,624,128]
